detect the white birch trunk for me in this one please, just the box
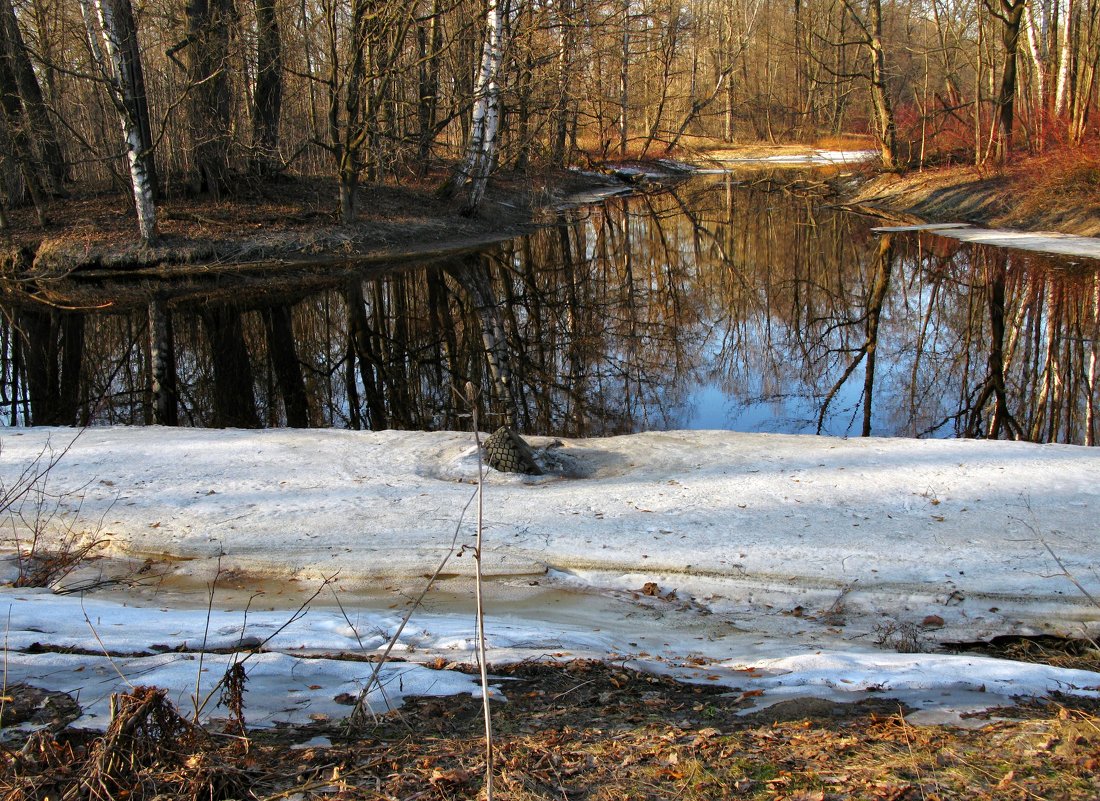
[455,0,503,216]
[1054,0,1074,116]
[1024,3,1048,132]
[78,0,158,243]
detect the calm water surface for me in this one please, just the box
[4,174,1099,444]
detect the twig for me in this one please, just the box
[193,555,224,722]
[80,596,133,689]
[1040,539,1099,608]
[466,380,495,801]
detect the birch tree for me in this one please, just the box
[443,0,505,216]
[78,0,158,243]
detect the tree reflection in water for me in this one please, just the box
[1,176,1098,444]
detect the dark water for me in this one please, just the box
[4,174,1099,444]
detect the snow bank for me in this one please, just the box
[1,426,1097,729]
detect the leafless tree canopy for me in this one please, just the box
[1,0,1098,229]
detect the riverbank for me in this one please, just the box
[845,147,1100,237]
[6,145,1099,280]
[1,168,627,278]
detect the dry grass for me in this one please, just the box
[1007,144,1100,231]
[3,661,1098,800]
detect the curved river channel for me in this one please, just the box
[3,172,1100,444]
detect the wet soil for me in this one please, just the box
[4,659,1099,800]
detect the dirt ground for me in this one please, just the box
[3,659,1098,800]
[845,150,1100,237]
[1,167,623,278]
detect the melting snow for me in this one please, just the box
[1,426,1097,731]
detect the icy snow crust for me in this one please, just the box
[1,426,1097,731]
[872,223,1100,261]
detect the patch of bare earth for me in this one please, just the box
[3,660,1099,800]
[847,147,1100,237]
[2,169,616,277]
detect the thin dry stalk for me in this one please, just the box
[192,571,338,723]
[466,380,495,801]
[1041,539,1099,608]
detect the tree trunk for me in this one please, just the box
[79,0,159,243]
[989,0,1026,164]
[551,0,574,166]
[182,0,234,195]
[416,0,443,165]
[866,0,899,169]
[0,0,66,195]
[251,0,283,176]
[333,0,370,224]
[443,0,504,216]
[618,0,630,156]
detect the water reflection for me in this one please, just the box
[1,176,1098,444]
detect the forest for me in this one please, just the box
[2,0,1099,239]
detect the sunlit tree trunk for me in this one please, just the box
[843,0,899,169]
[1023,1,1052,145]
[987,0,1026,164]
[1054,0,1075,116]
[551,0,574,165]
[78,0,158,243]
[619,0,630,156]
[443,0,504,216]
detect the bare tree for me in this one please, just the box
[442,0,505,215]
[842,0,900,168]
[77,0,158,243]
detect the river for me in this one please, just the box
[3,172,1099,444]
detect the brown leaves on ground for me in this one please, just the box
[2,661,1099,800]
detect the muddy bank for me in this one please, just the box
[1,169,631,279]
[846,161,1100,237]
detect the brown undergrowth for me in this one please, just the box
[3,660,1098,800]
